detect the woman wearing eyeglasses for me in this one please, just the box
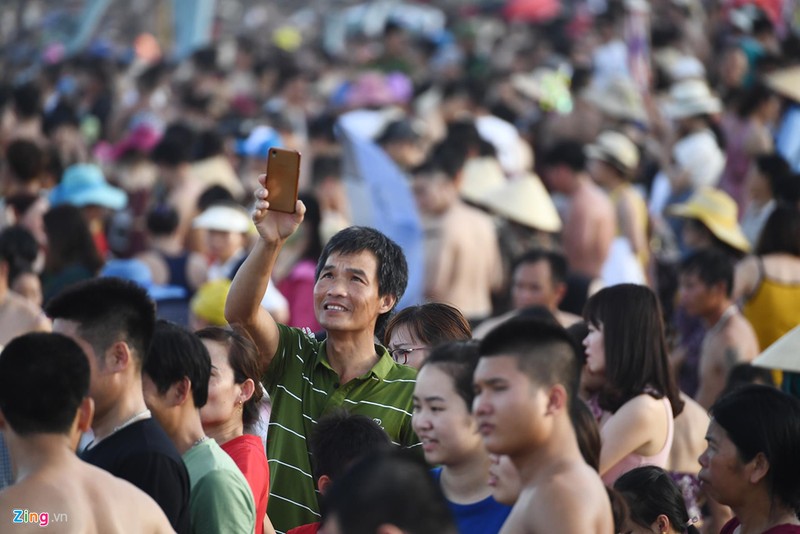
[383,302,472,369]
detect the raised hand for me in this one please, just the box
[252,174,306,243]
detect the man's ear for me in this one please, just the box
[378,294,397,315]
[554,281,568,305]
[317,474,333,495]
[545,384,568,415]
[77,397,94,433]
[171,377,192,407]
[107,341,132,372]
[375,525,406,534]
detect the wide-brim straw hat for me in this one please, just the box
[752,325,800,373]
[482,173,562,233]
[585,130,640,175]
[667,187,750,253]
[583,77,649,124]
[765,66,800,102]
[459,157,507,207]
[664,79,722,119]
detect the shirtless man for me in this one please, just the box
[412,141,503,322]
[474,249,581,338]
[0,332,173,533]
[542,140,616,279]
[473,317,613,533]
[679,248,759,409]
[0,226,50,347]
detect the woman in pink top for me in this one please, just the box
[197,327,271,534]
[582,284,684,486]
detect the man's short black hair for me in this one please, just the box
[145,320,211,408]
[309,409,391,482]
[46,278,156,369]
[12,82,41,119]
[0,225,38,283]
[315,226,408,333]
[412,140,467,181]
[479,317,580,407]
[324,449,457,534]
[680,248,734,297]
[5,139,45,183]
[513,248,569,286]
[542,140,587,172]
[0,333,89,436]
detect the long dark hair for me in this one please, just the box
[583,284,684,417]
[756,205,800,257]
[43,204,103,275]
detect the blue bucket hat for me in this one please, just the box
[234,126,283,159]
[100,258,186,302]
[50,164,128,210]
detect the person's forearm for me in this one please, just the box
[225,238,284,326]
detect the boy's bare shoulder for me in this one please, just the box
[502,462,613,534]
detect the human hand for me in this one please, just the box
[252,174,306,243]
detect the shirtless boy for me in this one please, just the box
[473,317,613,533]
[679,248,759,409]
[0,333,173,533]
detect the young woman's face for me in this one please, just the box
[583,323,606,375]
[412,364,483,467]
[199,339,244,429]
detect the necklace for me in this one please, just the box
[191,435,209,449]
[85,409,151,451]
[707,305,737,338]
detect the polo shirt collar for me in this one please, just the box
[317,341,397,380]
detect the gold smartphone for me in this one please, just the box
[265,148,301,213]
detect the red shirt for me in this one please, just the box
[221,434,269,534]
[287,522,321,534]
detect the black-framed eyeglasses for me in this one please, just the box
[389,347,426,365]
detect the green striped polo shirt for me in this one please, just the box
[263,324,419,533]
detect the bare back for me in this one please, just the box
[696,312,759,409]
[564,181,616,279]
[668,393,709,473]
[500,461,613,534]
[0,458,174,533]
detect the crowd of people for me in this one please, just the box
[2,0,800,532]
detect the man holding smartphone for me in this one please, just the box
[226,175,419,533]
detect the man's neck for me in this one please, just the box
[511,421,582,486]
[5,432,77,484]
[703,300,734,330]
[171,409,207,456]
[92,386,149,442]
[325,331,380,384]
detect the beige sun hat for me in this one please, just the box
[482,173,562,233]
[765,65,800,102]
[192,203,253,233]
[752,325,800,373]
[585,131,640,175]
[459,157,507,207]
[667,187,750,253]
[665,79,722,119]
[583,77,649,124]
